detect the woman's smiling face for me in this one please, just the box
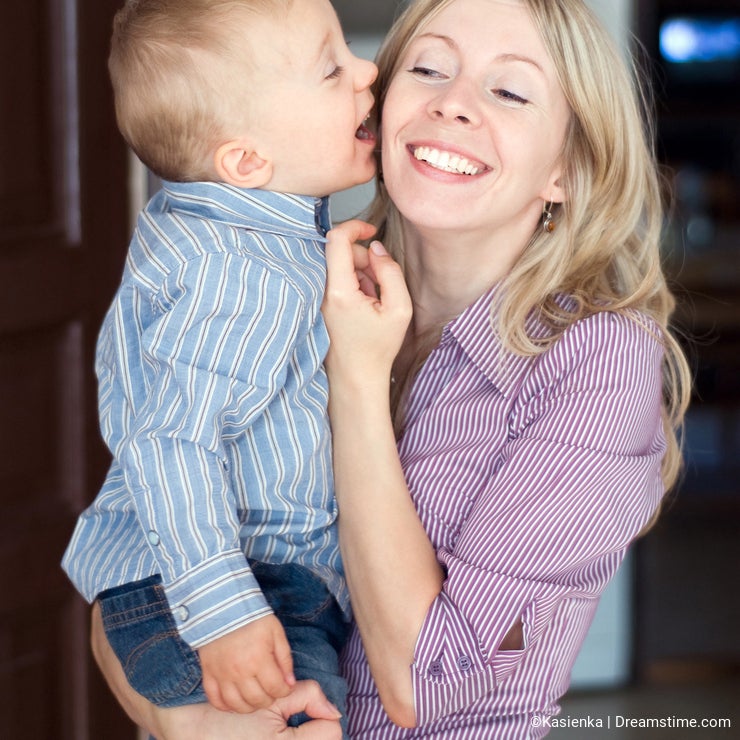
[380,0,571,242]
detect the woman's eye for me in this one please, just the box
[326,65,345,80]
[494,88,529,104]
[409,66,445,79]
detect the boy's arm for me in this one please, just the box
[121,253,306,648]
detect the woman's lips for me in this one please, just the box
[409,144,488,176]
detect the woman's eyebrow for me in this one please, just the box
[495,52,545,75]
[414,32,457,49]
[412,35,545,76]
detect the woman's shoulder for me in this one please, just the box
[564,306,661,345]
[532,305,664,388]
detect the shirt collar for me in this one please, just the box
[161,181,331,240]
[445,284,548,398]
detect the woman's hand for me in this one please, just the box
[90,604,342,739]
[322,220,412,387]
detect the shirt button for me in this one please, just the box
[147,530,160,546]
[429,660,443,678]
[458,655,472,671]
[175,605,189,622]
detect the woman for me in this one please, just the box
[92,0,690,736]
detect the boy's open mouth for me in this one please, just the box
[356,114,375,140]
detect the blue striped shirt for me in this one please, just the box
[62,182,346,648]
[343,287,667,738]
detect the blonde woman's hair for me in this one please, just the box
[368,0,691,519]
[109,0,292,181]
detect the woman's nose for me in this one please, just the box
[428,79,480,125]
[432,109,473,125]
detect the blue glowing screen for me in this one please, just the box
[660,17,740,64]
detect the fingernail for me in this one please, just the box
[370,240,387,256]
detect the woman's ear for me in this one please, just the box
[543,168,567,205]
[214,139,273,189]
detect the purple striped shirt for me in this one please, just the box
[342,287,666,738]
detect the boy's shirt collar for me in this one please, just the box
[161,181,331,241]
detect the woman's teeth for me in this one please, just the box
[413,146,482,175]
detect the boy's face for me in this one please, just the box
[243,0,378,197]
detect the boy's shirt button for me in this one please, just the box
[147,530,160,546]
[175,605,189,622]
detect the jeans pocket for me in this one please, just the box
[99,577,204,706]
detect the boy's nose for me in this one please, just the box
[355,57,378,90]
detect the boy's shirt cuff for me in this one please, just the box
[162,549,272,648]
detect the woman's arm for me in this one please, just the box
[330,363,443,727]
[323,225,444,726]
[90,604,342,740]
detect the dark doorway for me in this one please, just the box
[1,1,134,737]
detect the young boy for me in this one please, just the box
[62,0,377,732]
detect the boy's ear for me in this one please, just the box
[214,139,273,189]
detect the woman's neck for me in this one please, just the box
[402,226,514,337]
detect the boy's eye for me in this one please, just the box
[326,65,344,80]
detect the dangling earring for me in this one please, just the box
[542,200,555,233]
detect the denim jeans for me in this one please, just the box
[98,561,349,737]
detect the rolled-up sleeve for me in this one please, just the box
[409,311,667,724]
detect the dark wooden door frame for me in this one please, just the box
[1,1,133,737]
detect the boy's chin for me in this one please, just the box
[341,163,378,191]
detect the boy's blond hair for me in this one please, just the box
[109,0,292,181]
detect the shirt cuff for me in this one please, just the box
[411,556,568,725]
[411,590,498,725]
[162,550,272,648]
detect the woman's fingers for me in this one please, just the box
[325,221,376,291]
[323,222,411,379]
[367,240,412,321]
[333,218,377,244]
[273,680,342,740]
[288,718,343,740]
[325,225,363,293]
[273,679,341,722]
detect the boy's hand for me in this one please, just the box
[199,614,295,713]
